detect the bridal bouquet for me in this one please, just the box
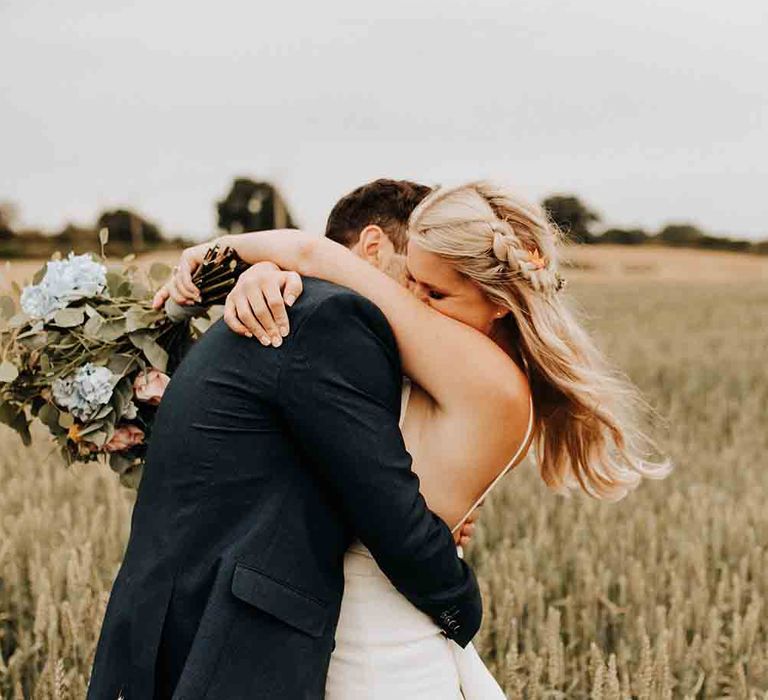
[0,236,247,487]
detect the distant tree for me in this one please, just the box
[0,201,19,240]
[655,223,705,247]
[752,240,768,255]
[95,209,162,251]
[597,228,649,245]
[697,235,752,253]
[217,178,296,234]
[541,195,600,244]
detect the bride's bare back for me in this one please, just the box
[401,380,534,534]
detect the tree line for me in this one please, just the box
[0,179,295,259]
[542,195,768,255]
[1,182,765,258]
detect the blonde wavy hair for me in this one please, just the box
[407,181,672,500]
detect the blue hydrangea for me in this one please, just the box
[52,363,115,420]
[19,285,58,318]
[20,253,107,319]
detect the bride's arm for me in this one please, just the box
[215,230,527,419]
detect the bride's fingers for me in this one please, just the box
[244,287,282,346]
[282,272,303,307]
[224,295,252,337]
[177,257,200,301]
[459,534,471,548]
[262,279,290,337]
[152,286,170,310]
[167,277,194,305]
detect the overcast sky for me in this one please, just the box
[1,0,766,241]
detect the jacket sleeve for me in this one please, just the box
[277,290,482,647]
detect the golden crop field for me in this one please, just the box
[1,248,767,698]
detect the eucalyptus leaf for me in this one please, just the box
[9,312,29,328]
[111,377,134,416]
[38,403,61,432]
[0,361,19,383]
[0,296,15,320]
[83,314,104,338]
[99,318,127,341]
[17,329,48,346]
[130,281,150,299]
[129,332,168,371]
[125,308,162,333]
[32,265,47,285]
[53,307,85,328]
[149,262,172,283]
[58,412,75,429]
[86,430,108,447]
[94,403,114,420]
[78,420,104,437]
[106,271,128,297]
[99,227,109,246]
[106,354,136,377]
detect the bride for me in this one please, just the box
[160,180,669,697]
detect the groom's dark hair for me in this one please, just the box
[325,178,433,253]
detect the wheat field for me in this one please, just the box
[1,253,767,698]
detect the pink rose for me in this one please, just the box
[104,424,145,452]
[133,369,170,406]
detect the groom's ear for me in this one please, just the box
[353,225,396,269]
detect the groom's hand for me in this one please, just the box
[455,500,483,547]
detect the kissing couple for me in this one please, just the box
[88,179,668,698]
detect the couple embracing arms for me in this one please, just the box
[88,179,668,699]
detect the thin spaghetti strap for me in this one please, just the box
[399,377,412,429]
[450,393,535,534]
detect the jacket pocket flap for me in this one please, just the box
[231,563,329,638]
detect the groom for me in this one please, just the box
[88,180,483,699]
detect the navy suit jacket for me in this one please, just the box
[87,278,482,699]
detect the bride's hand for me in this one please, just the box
[224,262,304,346]
[152,242,211,309]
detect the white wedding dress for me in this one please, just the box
[326,378,534,699]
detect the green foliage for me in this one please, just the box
[542,195,601,244]
[96,209,162,251]
[655,223,705,246]
[217,177,296,234]
[596,227,649,245]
